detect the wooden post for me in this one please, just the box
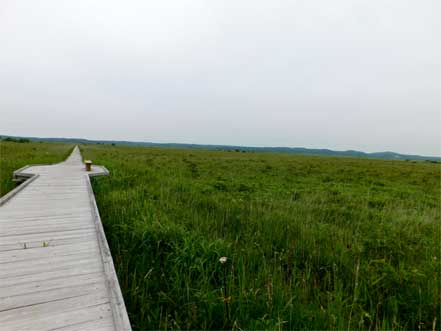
[85,160,92,171]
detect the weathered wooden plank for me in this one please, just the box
[0,263,103,288]
[0,146,130,330]
[0,225,95,238]
[0,272,105,298]
[0,228,96,245]
[0,214,92,223]
[0,175,40,207]
[0,292,109,323]
[0,241,98,264]
[0,208,92,218]
[0,256,101,279]
[0,233,98,252]
[52,319,115,331]
[1,302,113,330]
[0,281,108,312]
[0,220,95,232]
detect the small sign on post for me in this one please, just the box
[85,160,92,172]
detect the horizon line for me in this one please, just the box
[1,133,440,159]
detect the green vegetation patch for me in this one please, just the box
[0,141,73,196]
[80,144,440,330]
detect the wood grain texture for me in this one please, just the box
[0,146,131,330]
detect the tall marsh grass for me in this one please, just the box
[2,141,437,330]
[79,144,440,330]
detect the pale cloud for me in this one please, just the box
[1,0,440,155]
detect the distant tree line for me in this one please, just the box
[1,137,30,143]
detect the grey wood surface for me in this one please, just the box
[0,146,131,331]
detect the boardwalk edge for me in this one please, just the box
[0,174,40,206]
[86,174,132,331]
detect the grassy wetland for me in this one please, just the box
[80,144,440,330]
[0,140,439,330]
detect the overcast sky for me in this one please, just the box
[1,0,440,156]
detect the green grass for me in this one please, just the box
[0,141,73,196]
[76,144,441,330]
[0,141,439,330]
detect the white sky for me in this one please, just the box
[1,0,440,156]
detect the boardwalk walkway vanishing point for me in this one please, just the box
[0,146,131,331]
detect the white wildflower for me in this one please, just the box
[219,256,228,264]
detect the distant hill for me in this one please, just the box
[1,134,440,162]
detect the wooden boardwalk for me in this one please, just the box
[0,146,131,331]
